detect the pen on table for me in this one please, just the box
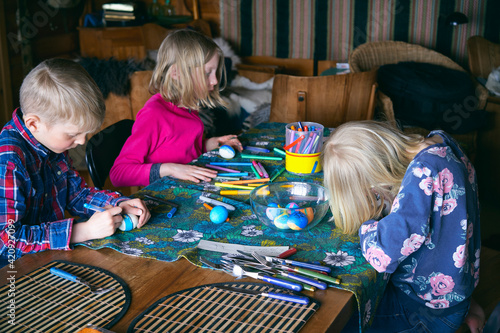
[221,178,269,185]
[270,166,286,182]
[143,194,178,218]
[244,146,271,153]
[240,154,283,161]
[205,164,241,173]
[273,147,286,156]
[216,172,248,177]
[214,176,241,181]
[210,162,252,166]
[214,183,255,190]
[258,162,269,178]
[220,190,252,195]
[250,163,261,179]
[199,195,235,211]
[252,160,264,177]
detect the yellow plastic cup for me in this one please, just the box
[285,150,322,174]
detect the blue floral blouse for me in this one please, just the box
[359,130,480,310]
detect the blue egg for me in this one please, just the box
[210,206,228,224]
[219,145,235,159]
[266,202,281,220]
[287,212,308,230]
[286,202,299,209]
[273,212,290,229]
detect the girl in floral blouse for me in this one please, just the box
[321,121,482,332]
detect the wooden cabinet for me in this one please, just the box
[79,26,150,60]
[78,21,212,61]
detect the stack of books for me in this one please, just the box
[102,1,146,26]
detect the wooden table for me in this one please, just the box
[0,246,355,333]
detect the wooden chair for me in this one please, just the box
[467,36,500,80]
[269,70,378,128]
[348,41,488,161]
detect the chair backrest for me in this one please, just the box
[85,119,134,189]
[269,70,377,128]
[467,36,500,79]
[348,40,466,73]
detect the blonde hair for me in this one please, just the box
[321,121,424,235]
[19,58,105,133]
[150,29,226,109]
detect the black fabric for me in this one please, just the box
[377,62,487,134]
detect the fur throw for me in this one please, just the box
[77,57,154,98]
[486,66,500,96]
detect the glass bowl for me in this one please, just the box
[250,181,329,232]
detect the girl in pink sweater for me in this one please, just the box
[110,30,242,187]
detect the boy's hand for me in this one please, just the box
[118,198,151,228]
[160,163,217,183]
[70,206,123,243]
[205,135,243,152]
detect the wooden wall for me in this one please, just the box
[0,0,222,127]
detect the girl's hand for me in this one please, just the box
[205,135,243,152]
[70,206,124,243]
[118,198,151,228]
[160,163,218,183]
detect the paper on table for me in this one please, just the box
[197,240,288,256]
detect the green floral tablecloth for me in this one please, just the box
[79,122,388,332]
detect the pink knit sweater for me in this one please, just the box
[110,94,205,187]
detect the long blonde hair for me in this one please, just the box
[321,121,424,234]
[150,29,226,110]
[20,58,105,133]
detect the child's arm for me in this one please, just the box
[70,205,124,243]
[205,134,243,152]
[0,161,75,260]
[158,163,217,183]
[358,162,434,273]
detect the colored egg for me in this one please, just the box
[287,212,308,230]
[299,207,315,223]
[266,202,281,220]
[219,145,235,159]
[273,212,290,229]
[119,213,139,231]
[210,206,228,224]
[286,202,299,209]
